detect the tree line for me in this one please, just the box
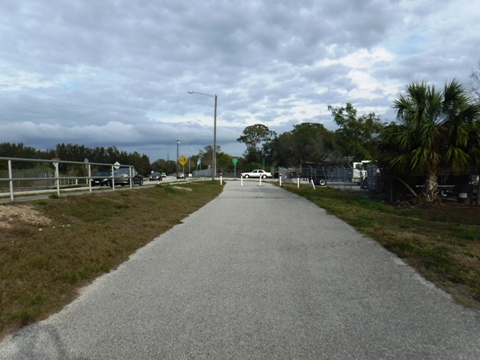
[0,142,240,177]
[0,143,151,175]
[236,104,385,168]
[237,79,480,202]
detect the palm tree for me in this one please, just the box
[378,80,480,202]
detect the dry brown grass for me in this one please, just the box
[0,181,223,339]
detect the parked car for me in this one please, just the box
[161,172,167,178]
[176,172,185,179]
[110,168,143,186]
[149,172,162,181]
[241,169,273,179]
[91,170,111,187]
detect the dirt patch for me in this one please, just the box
[0,205,51,229]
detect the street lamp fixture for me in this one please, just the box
[188,91,217,181]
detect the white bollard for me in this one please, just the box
[241,175,243,187]
[259,174,262,186]
[297,175,300,188]
[310,177,316,190]
[279,173,282,186]
[220,173,223,185]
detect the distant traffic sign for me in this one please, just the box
[178,155,187,166]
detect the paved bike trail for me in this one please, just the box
[1,181,479,359]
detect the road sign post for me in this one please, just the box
[232,158,238,179]
[178,155,187,178]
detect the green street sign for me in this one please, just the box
[232,158,238,165]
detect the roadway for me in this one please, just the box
[1,181,479,359]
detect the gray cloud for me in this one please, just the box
[1,0,479,161]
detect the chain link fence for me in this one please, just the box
[278,163,478,205]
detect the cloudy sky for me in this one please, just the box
[1,0,479,161]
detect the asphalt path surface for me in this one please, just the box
[1,181,479,359]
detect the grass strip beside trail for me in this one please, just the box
[283,184,480,310]
[0,181,223,339]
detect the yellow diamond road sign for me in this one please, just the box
[178,155,187,166]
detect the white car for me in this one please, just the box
[241,169,272,179]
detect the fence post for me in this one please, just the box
[129,166,133,188]
[336,166,339,189]
[111,165,116,190]
[88,164,92,192]
[8,160,14,202]
[54,162,60,197]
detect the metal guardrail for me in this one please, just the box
[0,157,136,202]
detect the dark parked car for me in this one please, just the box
[176,172,185,179]
[110,168,143,186]
[91,170,111,187]
[149,172,162,181]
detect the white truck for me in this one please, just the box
[352,160,371,185]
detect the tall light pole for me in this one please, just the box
[188,91,217,181]
[176,139,180,174]
[189,147,194,176]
